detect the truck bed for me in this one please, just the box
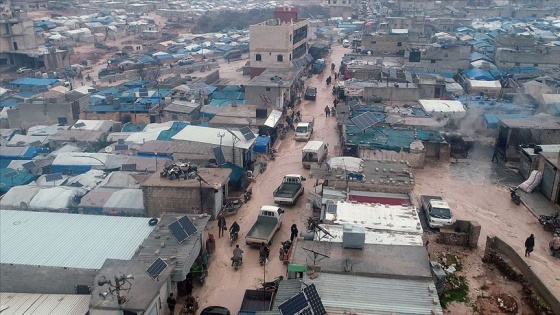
[421,195,443,208]
[239,290,274,312]
[274,183,302,198]
[246,216,278,241]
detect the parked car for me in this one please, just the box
[17,67,33,74]
[201,306,230,315]
[304,86,317,101]
[420,195,454,228]
[178,56,195,65]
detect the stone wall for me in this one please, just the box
[436,220,480,249]
[483,236,559,314]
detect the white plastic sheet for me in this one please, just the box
[518,170,542,193]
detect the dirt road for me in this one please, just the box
[193,45,349,312]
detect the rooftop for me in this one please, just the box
[0,292,90,315]
[141,167,231,188]
[498,116,560,129]
[0,210,155,269]
[172,125,256,150]
[246,68,299,88]
[291,240,432,279]
[304,273,442,315]
[344,125,445,152]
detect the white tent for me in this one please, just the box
[103,189,144,215]
[29,186,87,211]
[0,185,41,210]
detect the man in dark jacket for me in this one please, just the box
[217,216,226,238]
[167,293,176,314]
[525,234,535,257]
[290,224,299,242]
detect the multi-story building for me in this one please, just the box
[0,9,37,66]
[324,0,357,17]
[361,30,409,55]
[249,7,310,77]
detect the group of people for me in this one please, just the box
[324,105,336,117]
[217,215,240,239]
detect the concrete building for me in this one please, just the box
[494,46,560,70]
[404,44,471,73]
[141,168,231,218]
[324,0,357,17]
[10,0,48,10]
[244,68,300,109]
[6,87,90,130]
[249,7,310,76]
[496,116,560,162]
[362,31,409,55]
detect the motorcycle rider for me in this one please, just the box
[230,221,240,240]
[232,244,243,266]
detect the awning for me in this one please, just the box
[288,264,307,272]
[264,109,282,128]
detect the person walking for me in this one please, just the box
[525,234,535,257]
[167,293,176,314]
[325,105,331,117]
[290,224,299,242]
[331,106,336,117]
[217,216,226,238]
[491,146,500,162]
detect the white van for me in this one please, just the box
[342,39,350,48]
[302,141,328,169]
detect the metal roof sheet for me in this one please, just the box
[0,210,155,269]
[0,293,90,315]
[304,273,442,315]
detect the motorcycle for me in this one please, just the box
[261,276,284,292]
[222,199,243,216]
[231,256,242,270]
[230,231,239,246]
[510,187,521,205]
[243,187,253,203]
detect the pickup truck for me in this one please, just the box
[238,289,274,314]
[420,195,454,228]
[294,119,314,141]
[273,174,305,205]
[245,206,284,247]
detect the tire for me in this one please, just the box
[148,218,158,226]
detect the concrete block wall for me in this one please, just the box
[483,236,560,314]
[0,264,97,294]
[437,220,480,249]
[143,186,215,217]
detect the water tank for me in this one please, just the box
[342,224,365,249]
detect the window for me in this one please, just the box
[277,54,283,62]
[266,87,271,91]
[289,53,292,61]
[444,54,448,57]
[256,54,262,61]
[371,41,376,44]
[431,60,436,63]
[397,42,402,47]
[13,42,18,50]
[290,34,292,42]
[534,63,538,67]
[171,114,178,120]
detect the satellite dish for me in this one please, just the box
[97,275,109,287]
[105,146,114,153]
[19,201,28,210]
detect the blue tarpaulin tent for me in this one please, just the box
[465,68,495,81]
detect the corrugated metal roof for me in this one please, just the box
[305,273,442,315]
[0,292,90,315]
[0,210,155,269]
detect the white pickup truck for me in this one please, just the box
[245,206,284,247]
[294,118,314,141]
[420,195,454,228]
[273,174,306,205]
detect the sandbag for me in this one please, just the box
[518,170,542,193]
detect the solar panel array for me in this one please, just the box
[278,284,327,315]
[168,215,198,243]
[351,111,380,130]
[45,173,64,182]
[240,126,255,141]
[146,257,168,280]
[22,161,36,170]
[115,144,129,151]
[139,88,149,97]
[213,147,226,165]
[74,122,86,128]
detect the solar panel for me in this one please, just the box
[115,144,129,151]
[169,221,189,243]
[300,308,313,315]
[240,126,255,141]
[146,257,168,280]
[117,139,125,145]
[121,163,137,171]
[304,284,327,315]
[213,147,225,165]
[139,88,149,97]
[75,285,91,295]
[22,161,36,170]
[45,173,64,182]
[4,171,18,178]
[178,215,197,236]
[278,292,307,315]
[74,122,86,128]
[325,203,337,215]
[351,111,380,130]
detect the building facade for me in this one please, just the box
[249,7,310,76]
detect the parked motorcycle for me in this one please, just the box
[222,199,243,216]
[244,187,253,203]
[261,276,284,292]
[510,187,521,205]
[259,162,267,173]
[539,213,560,232]
[550,234,560,258]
